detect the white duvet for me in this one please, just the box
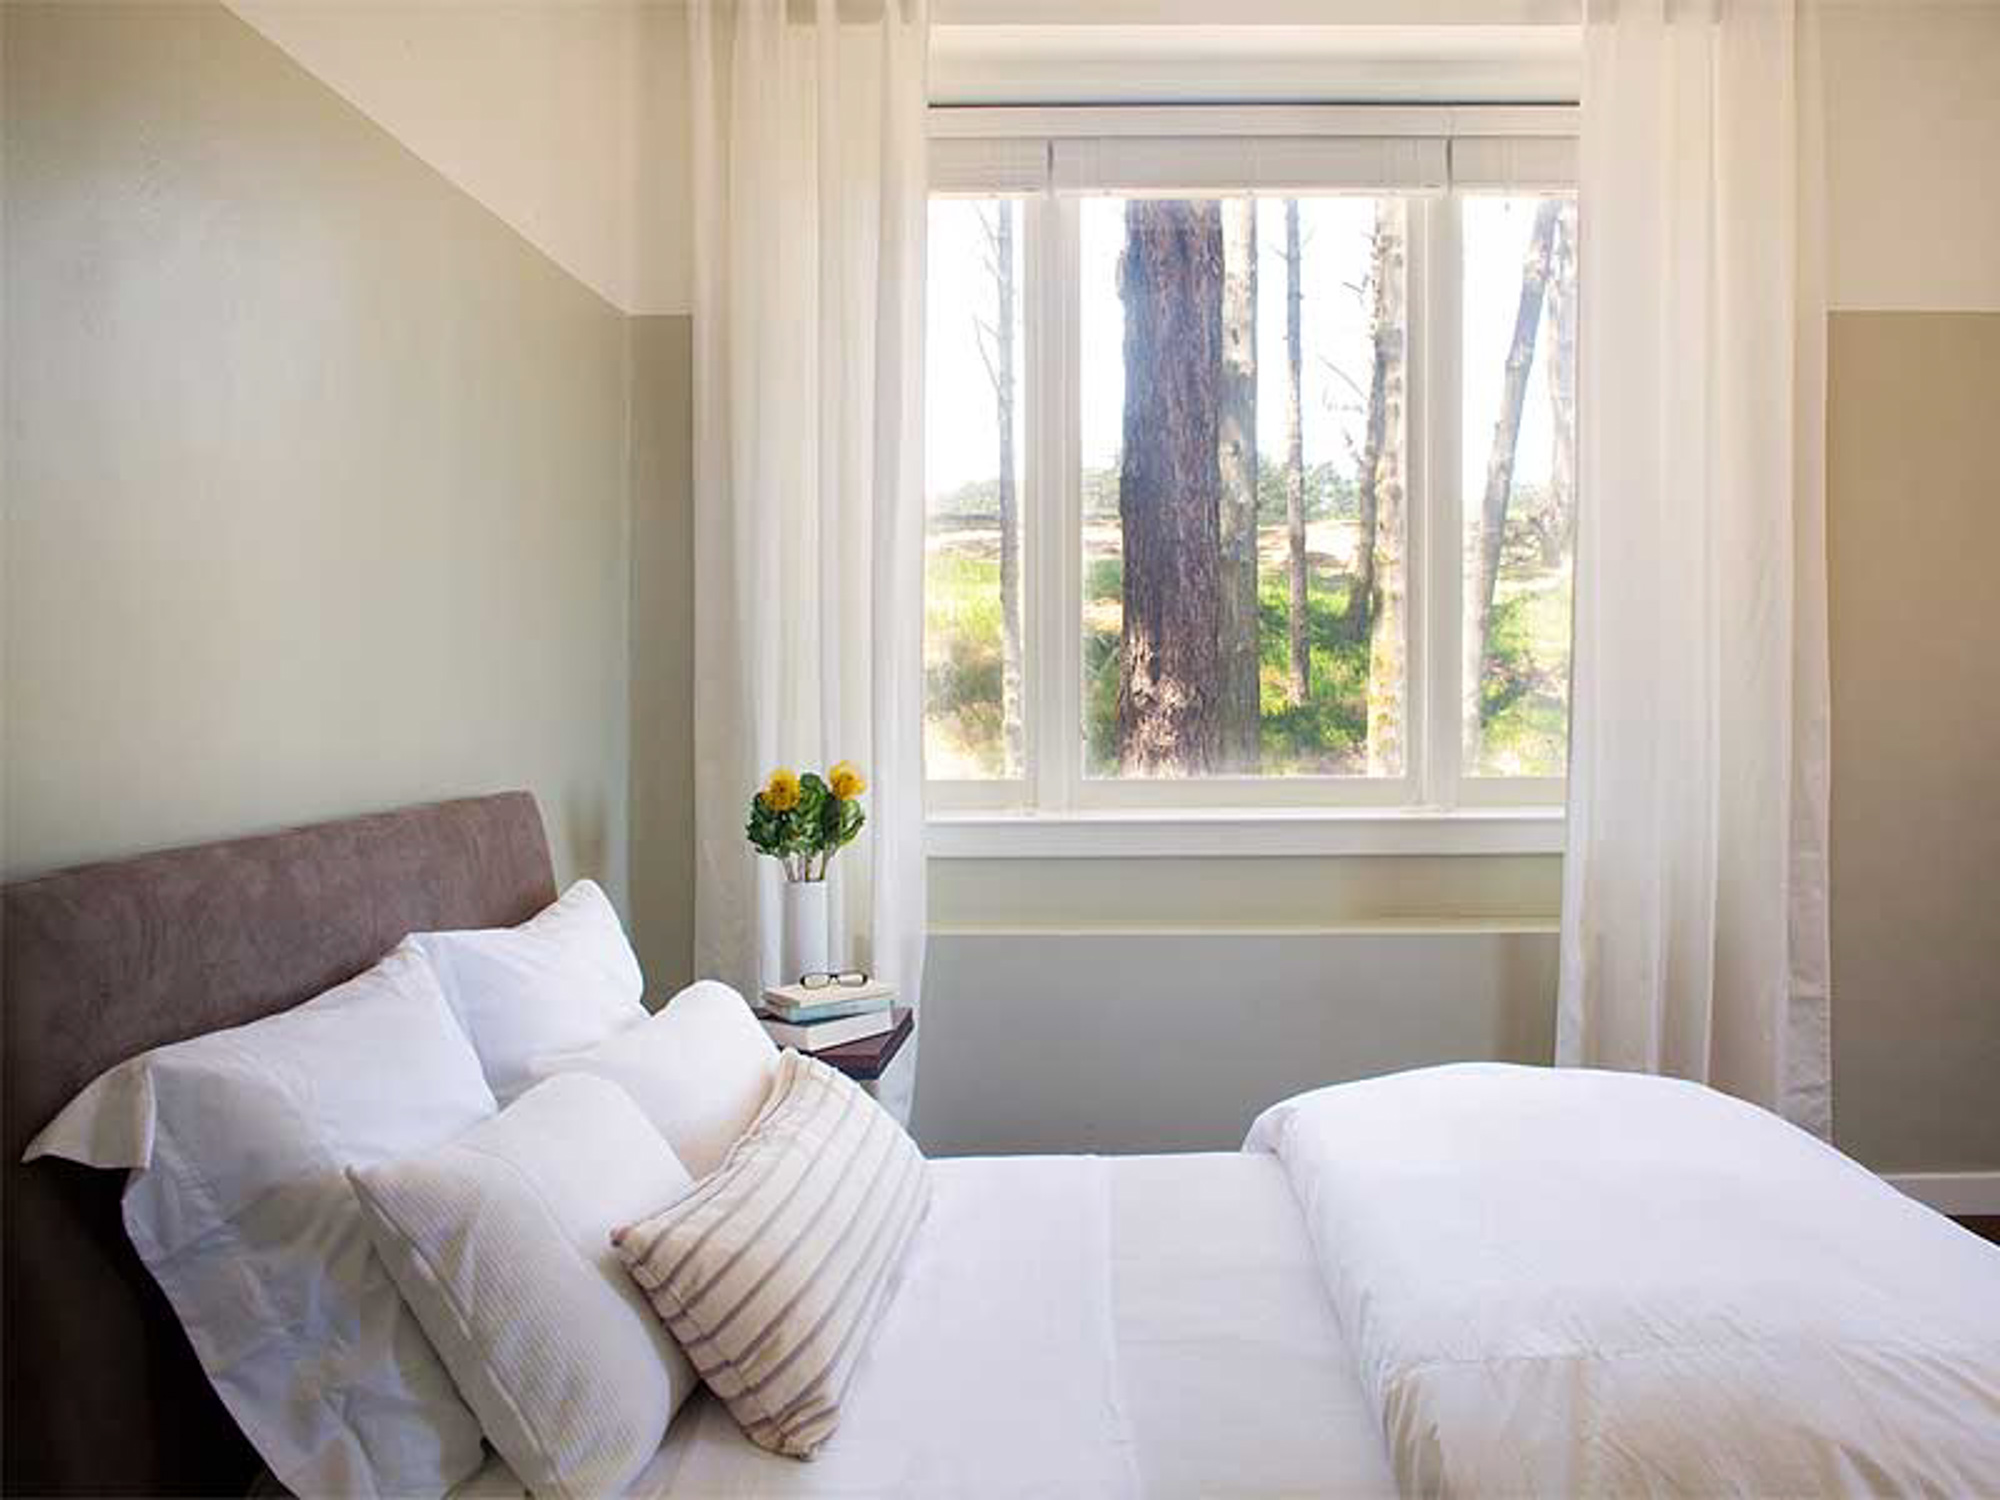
[445,1152,1398,1499]
[1247,1063,2000,1497]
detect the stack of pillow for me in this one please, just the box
[25,880,929,1498]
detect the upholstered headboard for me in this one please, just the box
[2,793,557,1496]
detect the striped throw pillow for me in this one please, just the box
[612,1049,930,1459]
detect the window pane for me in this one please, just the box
[1461,195,1577,778]
[1079,196,1408,780]
[925,198,1026,780]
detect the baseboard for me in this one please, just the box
[1883,1171,2000,1217]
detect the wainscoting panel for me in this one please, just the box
[914,927,1558,1156]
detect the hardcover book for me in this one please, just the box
[756,1005,898,1053]
[761,981,895,1024]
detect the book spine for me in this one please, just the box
[759,1013,893,1051]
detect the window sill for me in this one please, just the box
[925,806,1566,860]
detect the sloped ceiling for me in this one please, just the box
[227,0,692,315]
[220,0,1607,315]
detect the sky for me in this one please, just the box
[924,192,1563,518]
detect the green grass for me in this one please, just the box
[1251,574,1372,774]
[1081,555,1376,776]
[1469,574,1571,777]
[923,551,1009,777]
[925,520,1570,780]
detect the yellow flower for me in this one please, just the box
[828,761,867,800]
[761,767,801,813]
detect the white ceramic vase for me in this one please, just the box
[781,879,830,987]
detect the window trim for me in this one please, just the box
[923,106,1577,848]
[927,806,1566,860]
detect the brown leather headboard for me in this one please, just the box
[2,792,557,1496]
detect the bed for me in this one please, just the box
[7,793,1998,1497]
[0,795,1395,1497]
[2,795,562,1495]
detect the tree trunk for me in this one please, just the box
[1116,199,1225,776]
[973,203,1024,776]
[1469,198,1560,722]
[1543,200,1578,570]
[1344,213,1396,638]
[1283,200,1309,708]
[1217,200,1261,773]
[1364,201,1409,777]
[991,203,1023,775]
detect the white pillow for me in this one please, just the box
[613,1050,932,1459]
[24,940,494,1499]
[527,979,778,1179]
[351,1074,700,1499]
[412,878,647,1102]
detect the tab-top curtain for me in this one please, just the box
[687,0,930,1124]
[1559,0,1832,1136]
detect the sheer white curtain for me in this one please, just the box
[1558,0,1832,1135]
[688,0,929,1123]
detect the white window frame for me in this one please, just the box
[924,105,1576,855]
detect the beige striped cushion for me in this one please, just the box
[612,1049,930,1459]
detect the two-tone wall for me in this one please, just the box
[1,2,650,933]
[5,1,1994,1179]
[3,0,700,997]
[1820,2,2000,1178]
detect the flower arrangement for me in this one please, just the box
[746,762,868,883]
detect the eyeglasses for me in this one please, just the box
[798,969,870,990]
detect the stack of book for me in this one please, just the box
[756,979,898,1052]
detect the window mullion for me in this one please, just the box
[1024,191,1077,817]
[1396,196,1430,810]
[1420,193,1465,812]
[1020,192,1047,810]
[1050,196,1083,815]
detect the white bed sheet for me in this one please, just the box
[451,1152,1395,1499]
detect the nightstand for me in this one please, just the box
[813,1006,913,1084]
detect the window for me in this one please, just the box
[924,111,1577,822]
[1460,195,1576,782]
[925,197,1026,781]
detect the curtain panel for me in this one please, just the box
[688,0,930,1123]
[1559,0,1832,1136]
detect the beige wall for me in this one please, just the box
[2,2,634,909]
[1818,2,2000,1173]
[1826,315,2000,1172]
[628,315,698,992]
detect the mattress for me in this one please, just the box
[451,1151,1395,1498]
